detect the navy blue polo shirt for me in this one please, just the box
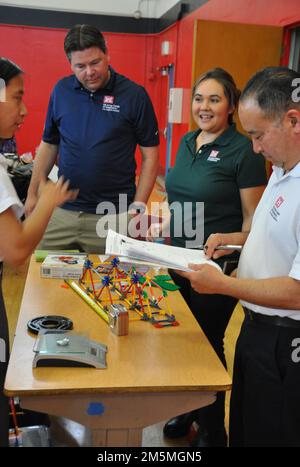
[43,67,159,213]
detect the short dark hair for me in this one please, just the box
[240,66,300,119]
[192,68,240,124]
[64,24,107,60]
[0,57,23,84]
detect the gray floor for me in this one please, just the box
[49,416,190,447]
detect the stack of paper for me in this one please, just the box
[105,230,221,272]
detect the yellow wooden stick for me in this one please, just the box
[66,280,109,324]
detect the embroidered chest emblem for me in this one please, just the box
[275,196,284,208]
[103,95,114,104]
[270,196,285,221]
[102,95,120,113]
[207,150,220,162]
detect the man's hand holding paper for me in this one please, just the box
[178,263,228,295]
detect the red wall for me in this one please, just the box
[0,25,66,155]
[153,0,300,167]
[1,0,300,169]
[0,25,152,161]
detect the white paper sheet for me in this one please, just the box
[105,230,222,272]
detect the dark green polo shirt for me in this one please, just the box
[166,124,267,248]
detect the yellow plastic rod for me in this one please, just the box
[66,280,109,324]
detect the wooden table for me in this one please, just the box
[5,256,231,447]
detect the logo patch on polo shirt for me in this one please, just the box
[103,95,114,104]
[275,196,284,208]
[207,150,220,162]
[102,95,120,113]
[270,196,285,221]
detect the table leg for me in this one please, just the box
[91,428,142,447]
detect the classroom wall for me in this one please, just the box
[1,0,300,169]
[0,25,154,162]
[153,0,300,167]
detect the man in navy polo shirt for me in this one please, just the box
[25,24,159,253]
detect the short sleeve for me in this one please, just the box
[289,219,300,281]
[42,90,60,145]
[236,141,268,188]
[0,160,24,219]
[131,87,159,147]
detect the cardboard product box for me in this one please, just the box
[40,254,87,279]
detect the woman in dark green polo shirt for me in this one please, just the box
[163,68,267,446]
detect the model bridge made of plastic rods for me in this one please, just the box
[65,257,180,328]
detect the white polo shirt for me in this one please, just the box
[238,161,300,320]
[0,154,24,261]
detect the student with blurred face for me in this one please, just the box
[0,57,78,446]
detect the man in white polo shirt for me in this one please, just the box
[180,67,300,447]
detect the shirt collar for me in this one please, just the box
[186,123,238,149]
[73,66,116,93]
[273,160,300,180]
[0,153,8,170]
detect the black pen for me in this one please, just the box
[197,245,243,252]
